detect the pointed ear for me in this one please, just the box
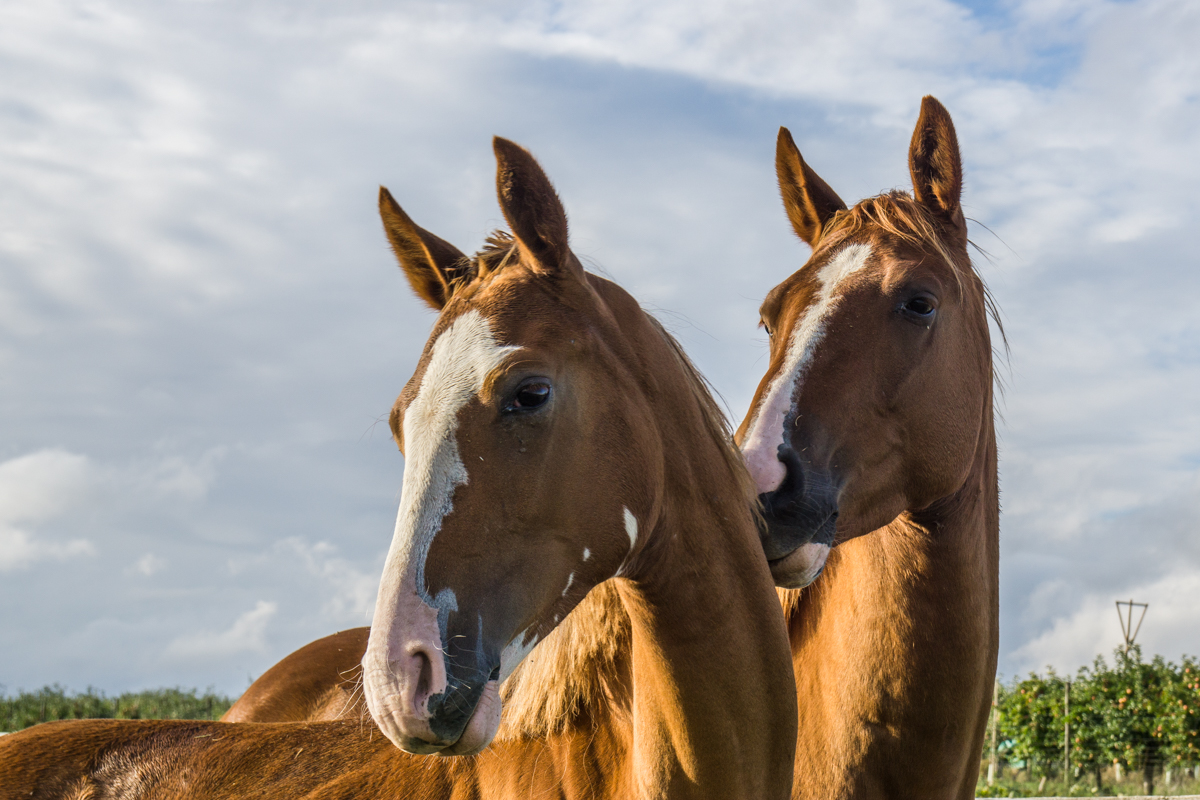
[908,96,966,231]
[776,127,847,247]
[379,187,470,310]
[492,137,577,275]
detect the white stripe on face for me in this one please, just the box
[372,310,521,634]
[623,507,638,549]
[740,243,873,495]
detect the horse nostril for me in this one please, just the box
[774,441,805,499]
[407,646,436,707]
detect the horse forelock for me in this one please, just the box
[822,191,1002,336]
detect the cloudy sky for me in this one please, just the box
[1,0,1197,697]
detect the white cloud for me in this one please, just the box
[0,450,96,572]
[130,553,167,576]
[277,538,377,621]
[165,600,277,661]
[1013,569,1200,676]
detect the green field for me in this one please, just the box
[1,686,234,732]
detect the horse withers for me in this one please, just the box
[739,96,1000,799]
[0,138,797,800]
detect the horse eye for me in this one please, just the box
[508,381,551,411]
[900,294,937,322]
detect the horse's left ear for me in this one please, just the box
[493,137,580,277]
[909,96,967,232]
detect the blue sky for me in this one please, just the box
[1,0,1198,696]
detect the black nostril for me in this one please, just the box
[773,440,805,502]
[412,648,433,703]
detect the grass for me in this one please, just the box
[977,765,1200,797]
[1,685,233,732]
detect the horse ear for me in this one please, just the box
[776,127,847,247]
[379,187,470,310]
[493,137,578,275]
[908,96,966,231]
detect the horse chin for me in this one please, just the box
[437,679,501,757]
[769,542,831,589]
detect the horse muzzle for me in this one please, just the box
[362,586,503,756]
[363,657,501,756]
[756,446,839,588]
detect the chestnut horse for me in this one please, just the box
[0,138,797,798]
[213,96,999,800]
[739,96,999,799]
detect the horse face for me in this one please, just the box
[361,139,658,756]
[738,97,992,589]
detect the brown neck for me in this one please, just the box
[609,306,795,800]
[784,403,998,798]
[623,437,796,798]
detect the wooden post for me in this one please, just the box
[988,679,999,785]
[1064,679,1071,785]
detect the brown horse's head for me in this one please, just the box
[362,139,664,756]
[737,97,993,588]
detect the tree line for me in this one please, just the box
[1,686,233,732]
[989,645,1200,794]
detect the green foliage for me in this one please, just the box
[983,646,1200,794]
[997,668,1067,777]
[1,686,233,732]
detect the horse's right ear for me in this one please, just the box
[379,187,470,310]
[776,127,847,247]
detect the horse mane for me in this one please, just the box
[495,264,758,741]
[646,314,759,509]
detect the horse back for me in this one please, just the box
[222,627,370,723]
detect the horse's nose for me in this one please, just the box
[361,594,458,753]
[757,442,839,558]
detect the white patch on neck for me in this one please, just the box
[499,628,541,683]
[740,243,872,495]
[623,507,638,550]
[582,547,591,561]
[373,310,521,629]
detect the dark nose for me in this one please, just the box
[423,619,502,743]
[425,670,492,743]
[757,441,838,561]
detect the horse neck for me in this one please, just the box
[783,391,999,793]
[614,346,796,800]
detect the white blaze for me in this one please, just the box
[740,244,872,495]
[623,507,638,549]
[372,310,521,630]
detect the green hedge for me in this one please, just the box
[1,686,233,731]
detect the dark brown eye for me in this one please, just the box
[899,293,937,324]
[507,380,551,412]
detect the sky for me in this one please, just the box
[1,0,1198,697]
